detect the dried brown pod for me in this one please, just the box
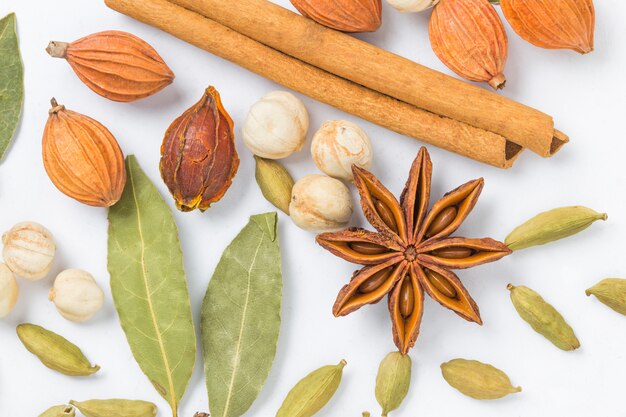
[290,0,382,33]
[430,0,508,90]
[42,99,126,207]
[47,30,174,102]
[160,86,239,212]
[501,0,595,54]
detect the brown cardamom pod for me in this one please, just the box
[290,0,382,33]
[160,86,239,212]
[42,99,126,207]
[47,31,174,102]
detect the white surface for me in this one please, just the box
[0,1,625,416]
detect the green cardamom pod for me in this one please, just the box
[505,206,607,251]
[441,359,521,400]
[70,399,157,417]
[39,405,75,417]
[255,155,294,214]
[375,352,411,417]
[508,284,580,350]
[276,359,347,417]
[363,413,371,417]
[586,278,626,316]
[16,323,100,376]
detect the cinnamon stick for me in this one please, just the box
[105,0,523,168]
[166,0,569,158]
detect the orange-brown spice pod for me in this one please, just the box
[290,0,382,33]
[501,0,595,54]
[429,0,508,90]
[46,30,175,102]
[42,99,126,207]
[160,87,240,212]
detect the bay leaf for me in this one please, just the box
[201,212,282,417]
[108,155,196,417]
[0,13,24,161]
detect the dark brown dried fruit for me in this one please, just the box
[160,86,239,212]
[317,147,511,353]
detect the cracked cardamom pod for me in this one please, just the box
[160,86,239,212]
[441,359,521,400]
[17,323,100,376]
[277,360,347,417]
[505,206,607,251]
[39,405,75,417]
[508,284,580,351]
[254,156,294,214]
[586,278,626,316]
[375,352,411,417]
[70,399,157,417]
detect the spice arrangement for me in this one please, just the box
[2,0,624,415]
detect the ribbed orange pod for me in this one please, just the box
[47,31,175,102]
[429,0,508,90]
[501,0,595,54]
[290,0,382,33]
[42,99,126,207]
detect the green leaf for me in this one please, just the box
[202,212,282,417]
[0,13,24,161]
[108,155,196,417]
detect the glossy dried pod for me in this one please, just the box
[160,86,239,212]
[430,0,508,89]
[501,0,595,54]
[290,0,382,33]
[586,279,626,316]
[508,284,580,351]
[43,99,126,207]
[441,359,521,400]
[47,31,174,102]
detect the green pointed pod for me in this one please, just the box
[39,405,75,417]
[508,284,580,351]
[70,399,157,417]
[505,206,607,251]
[17,323,100,376]
[586,278,626,316]
[254,156,294,214]
[441,359,521,400]
[276,360,347,417]
[375,352,411,417]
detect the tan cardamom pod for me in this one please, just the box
[441,359,521,400]
[47,31,174,102]
[70,399,157,417]
[505,206,607,251]
[39,405,75,417]
[375,352,411,417]
[501,0,594,54]
[586,278,626,316]
[70,399,158,417]
[43,98,126,207]
[160,86,239,212]
[17,323,100,376]
[508,284,580,351]
[277,359,347,417]
[254,156,295,214]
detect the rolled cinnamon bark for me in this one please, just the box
[166,0,568,158]
[105,0,523,168]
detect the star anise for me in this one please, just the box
[316,147,511,354]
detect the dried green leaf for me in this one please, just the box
[38,405,75,417]
[441,359,521,400]
[586,278,626,316]
[201,212,282,417]
[375,352,411,417]
[276,360,347,417]
[108,155,196,417]
[0,13,24,161]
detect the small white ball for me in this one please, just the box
[0,263,19,318]
[386,0,440,13]
[311,120,373,181]
[49,269,104,322]
[2,222,56,280]
[243,91,309,159]
[290,175,353,232]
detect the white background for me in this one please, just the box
[1,1,625,416]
